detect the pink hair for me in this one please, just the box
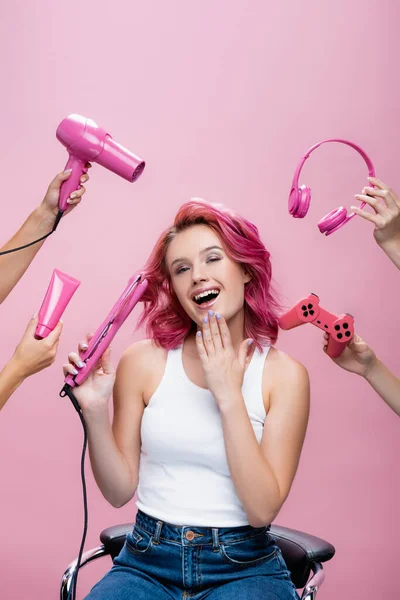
[137,199,281,350]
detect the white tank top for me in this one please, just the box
[136,343,270,527]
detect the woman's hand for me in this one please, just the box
[39,163,92,220]
[196,310,253,408]
[352,177,400,249]
[322,331,378,378]
[62,335,115,413]
[11,314,63,378]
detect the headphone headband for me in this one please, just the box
[292,138,375,188]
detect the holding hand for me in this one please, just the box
[196,311,253,408]
[352,178,400,263]
[322,331,377,378]
[11,314,63,378]
[63,335,115,413]
[40,163,92,220]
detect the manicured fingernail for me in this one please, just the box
[350,206,356,210]
[216,313,221,319]
[203,316,208,323]
[208,310,214,317]
[81,343,88,350]
[72,368,79,375]
[64,169,72,175]
[77,361,85,368]
[66,199,73,204]
[196,331,202,337]
[248,339,254,346]
[70,193,77,199]
[32,311,38,318]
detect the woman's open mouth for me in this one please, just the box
[192,289,220,310]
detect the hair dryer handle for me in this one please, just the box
[59,155,88,212]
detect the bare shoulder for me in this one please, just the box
[264,347,309,382]
[117,339,168,405]
[263,347,310,411]
[120,338,167,367]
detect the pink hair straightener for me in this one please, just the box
[60,272,148,409]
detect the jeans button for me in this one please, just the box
[185,530,195,541]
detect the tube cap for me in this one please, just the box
[35,323,52,339]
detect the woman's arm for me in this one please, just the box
[0,359,25,412]
[352,177,400,270]
[63,339,148,507]
[323,332,400,417]
[0,168,88,304]
[0,315,63,412]
[195,312,310,527]
[365,360,400,416]
[219,351,309,527]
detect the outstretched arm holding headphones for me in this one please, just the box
[351,177,400,269]
[324,177,400,416]
[322,332,400,417]
[0,166,90,304]
[0,315,63,412]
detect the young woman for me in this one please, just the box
[323,177,400,416]
[64,200,310,599]
[0,167,89,412]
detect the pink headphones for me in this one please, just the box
[289,139,375,235]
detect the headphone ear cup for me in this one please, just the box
[317,206,348,234]
[289,185,311,218]
[288,187,300,216]
[297,185,311,218]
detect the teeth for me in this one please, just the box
[193,289,219,301]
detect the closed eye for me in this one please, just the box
[175,256,222,275]
[176,266,189,275]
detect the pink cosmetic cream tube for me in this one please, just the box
[35,269,80,339]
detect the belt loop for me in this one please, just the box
[212,528,219,551]
[153,520,163,544]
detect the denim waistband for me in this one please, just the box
[135,510,270,547]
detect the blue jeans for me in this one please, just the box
[85,510,300,599]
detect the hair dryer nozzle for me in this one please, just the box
[96,136,145,182]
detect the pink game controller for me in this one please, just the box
[279,293,354,358]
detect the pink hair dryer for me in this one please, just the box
[61,273,148,401]
[56,114,146,212]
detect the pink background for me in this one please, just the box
[0,1,399,598]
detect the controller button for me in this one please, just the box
[317,320,321,324]
[343,323,349,329]
[303,311,309,317]
[307,303,313,309]
[334,325,340,331]
[309,310,314,315]
[324,324,328,328]
[345,331,351,337]
[337,333,343,339]
[301,305,307,310]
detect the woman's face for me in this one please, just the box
[166,224,250,327]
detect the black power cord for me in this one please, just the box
[60,383,88,600]
[0,210,63,255]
